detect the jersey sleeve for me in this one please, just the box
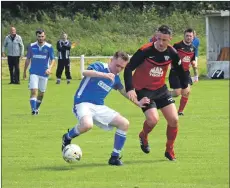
[64,41,71,50]
[26,45,32,59]
[124,49,147,92]
[87,62,104,71]
[191,50,196,61]
[57,41,62,51]
[194,46,198,57]
[193,38,200,57]
[171,48,189,89]
[113,76,124,90]
[49,46,55,61]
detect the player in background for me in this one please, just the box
[124,25,189,161]
[169,28,197,116]
[61,51,150,166]
[192,30,200,82]
[23,29,55,115]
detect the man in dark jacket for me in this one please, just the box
[56,32,72,84]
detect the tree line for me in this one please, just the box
[2,1,230,22]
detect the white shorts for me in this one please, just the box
[29,74,48,92]
[73,102,119,131]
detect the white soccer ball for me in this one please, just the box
[62,144,82,163]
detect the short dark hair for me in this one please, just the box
[113,51,129,61]
[157,25,172,35]
[184,28,194,35]
[36,29,45,35]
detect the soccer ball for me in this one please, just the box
[62,144,82,163]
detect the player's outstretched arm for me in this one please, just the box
[83,70,115,82]
[118,88,150,108]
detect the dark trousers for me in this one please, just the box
[8,56,20,83]
[56,59,72,79]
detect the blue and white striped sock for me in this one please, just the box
[66,125,80,140]
[30,97,37,111]
[112,129,127,157]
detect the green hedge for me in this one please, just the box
[1,8,206,56]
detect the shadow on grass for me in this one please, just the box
[28,159,167,171]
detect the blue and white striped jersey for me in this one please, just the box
[26,42,55,77]
[74,62,123,105]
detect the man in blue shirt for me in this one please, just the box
[192,30,200,82]
[23,29,55,115]
[61,51,150,166]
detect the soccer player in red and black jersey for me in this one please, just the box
[169,28,197,116]
[124,25,190,161]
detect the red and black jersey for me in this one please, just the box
[124,43,188,92]
[173,40,195,71]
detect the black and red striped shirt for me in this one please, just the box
[173,40,195,71]
[124,42,188,92]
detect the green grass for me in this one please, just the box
[1,76,229,188]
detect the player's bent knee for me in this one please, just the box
[30,89,37,97]
[146,117,159,127]
[80,116,93,131]
[174,90,181,97]
[168,117,179,127]
[117,117,129,132]
[182,90,190,97]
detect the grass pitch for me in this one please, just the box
[1,77,229,188]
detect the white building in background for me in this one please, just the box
[205,10,230,78]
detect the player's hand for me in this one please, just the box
[191,60,197,68]
[127,90,137,102]
[23,72,26,80]
[138,97,150,108]
[45,68,51,75]
[104,73,115,83]
[71,42,77,49]
[181,85,190,96]
[193,75,199,83]
[2,52,6,57]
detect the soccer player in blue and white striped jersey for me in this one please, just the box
[23,29,55,115]
[61,51,150,166]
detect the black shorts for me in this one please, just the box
[169,69,193,89]
[136,85,175,112]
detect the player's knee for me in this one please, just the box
[81,117,93,131]
[146,117,159,127]
[174,90,181,97]
[123,118,130,131]
[39,92,44,97]
[118,118,129,132]
[182,90,190,98]
[168,116,179,127]
[30,90,37,97]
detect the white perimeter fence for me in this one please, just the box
[2,55,115,79]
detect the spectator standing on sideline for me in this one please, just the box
[56,32,72,84]
[192,30,200,82]
[2,26,24,84]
